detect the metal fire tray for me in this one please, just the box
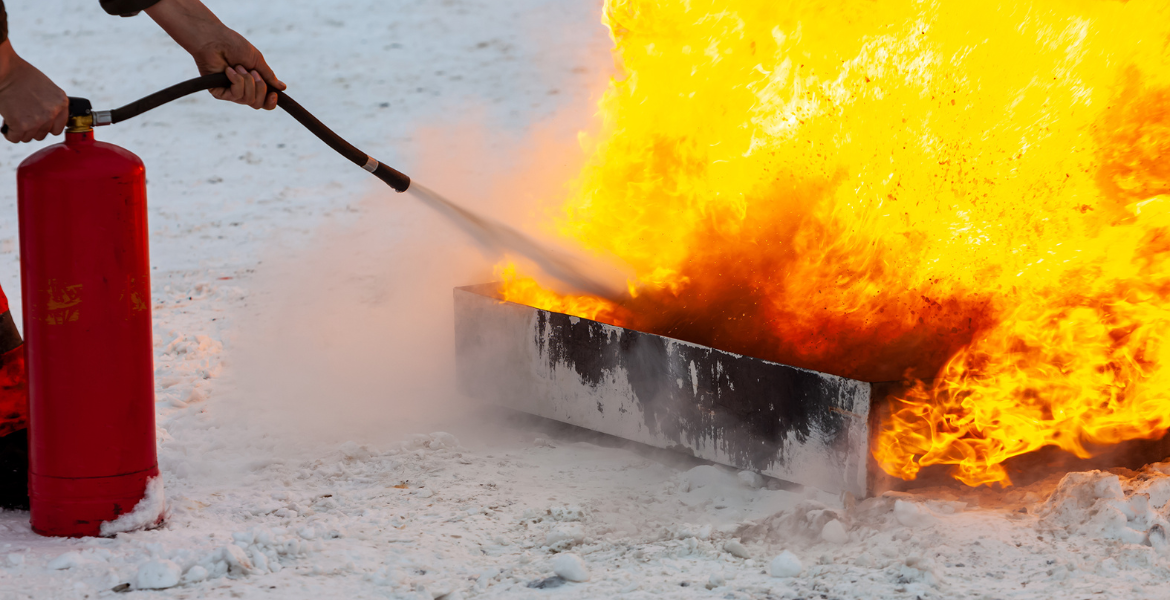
[453,284,873,496]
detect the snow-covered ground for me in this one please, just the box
[1,1,1170,598]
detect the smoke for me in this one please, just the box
[224,97,609,446]
[225,191,484,443]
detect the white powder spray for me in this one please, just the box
[407,183,627,299]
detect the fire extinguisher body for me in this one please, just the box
[17,130,159,537]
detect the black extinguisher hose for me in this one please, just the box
[3,74,633,299]
[4,73,411,192]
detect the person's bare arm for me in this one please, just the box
[145,0,285,110]
[0,40,68,143]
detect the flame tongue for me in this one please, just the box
[500,0,1170,486]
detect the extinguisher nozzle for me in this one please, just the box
[63,98,96,133]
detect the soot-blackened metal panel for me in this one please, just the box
[453,284,871,496]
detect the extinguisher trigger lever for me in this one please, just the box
[67,97,92,119]
[65,98,95,133]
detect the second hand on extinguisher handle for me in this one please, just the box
[1,97,94,136]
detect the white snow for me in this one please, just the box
[545,523,585,547]
[770,550,803,577]
[722,539,751,559]
[180,564,208,585]
[134,559,182,590]
[821,518,849,544]
[99,476,166,537]
[46,552,93,571]
[1037,470,1167,545]
[0,1,1168,599]
[893,497,938,528]
[737,470,765,489]
[550,552,590,582]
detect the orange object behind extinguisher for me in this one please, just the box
[17,100,160,537]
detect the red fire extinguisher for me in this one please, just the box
[16,98,161,537]
[3,72,412,535]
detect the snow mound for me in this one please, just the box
[135,560,182,590]
[737,470,764,489]
[48,552,96,570]
[671,523,713,540]
[180,565,208,585]
[338,441,373,461]
[551,553,590,582]
[896,555,943,588]
[100,477,166,537]
[739,500,844,544]
[402,432,461,451]
[821,518,849,544]
[1037,470,1168,545]
[723,539,751,559]
[682,465,740,490]
[548,504,586,522]
[163,526,309,584]
[770,551,802,577]
[894,499,937,528]
[545,523,585,548]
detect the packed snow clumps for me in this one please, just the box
[545,523,586,548]
[723,539,752,559]
[821,518,849,544]
[737,470,765,489]
[135,560,182,590]
[400,431,460,452]
[551,553,590,582]
[174,526,310,583]
[47,552,97,570]
[739,499,851,544]
[1037,470,1170,545]
[100,476,166,536]
[770,551,802,577]
[893,498,937,528]
[681,465,740,490]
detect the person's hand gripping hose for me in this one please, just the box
[144,0,286,110]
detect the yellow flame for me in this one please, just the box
[501,0,1170,486]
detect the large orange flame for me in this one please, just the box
[499,0,1170,486]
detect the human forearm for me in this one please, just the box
[145,0,283,110]
[1,1,8,46]
[0,39,15,81]
[0,40,69,142]
[144,0,224,57]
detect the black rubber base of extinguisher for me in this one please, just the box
[0,428,28,511]
[108,73,412,192]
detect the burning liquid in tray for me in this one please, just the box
[498,0,1170,487]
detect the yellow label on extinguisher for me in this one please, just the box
[42,282,82,325]
[119,276,149,317]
